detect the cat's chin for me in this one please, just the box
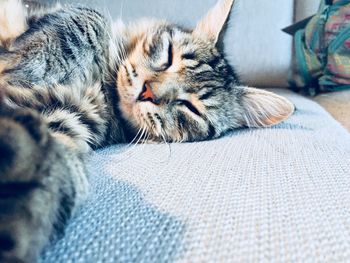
[120,101,159,128]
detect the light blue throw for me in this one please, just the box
[40,90,350,262]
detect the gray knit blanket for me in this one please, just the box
[40,90,350,262]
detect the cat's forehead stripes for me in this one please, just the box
[148,32,173,71]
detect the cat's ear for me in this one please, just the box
[193,0,234,45]
[239,87,295,127]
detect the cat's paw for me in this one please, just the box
[0,108,49,183]
[0,108,51,262]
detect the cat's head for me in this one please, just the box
[115,0,294,142]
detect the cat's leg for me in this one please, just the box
[0,107,89,262]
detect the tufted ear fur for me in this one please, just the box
[193,0,235,45]
[240,87,295,127]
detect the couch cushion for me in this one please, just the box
[57,0,294,87]
[294,0,319,22]
[313,90,350,132]
[40,90,350,262]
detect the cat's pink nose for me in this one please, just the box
[138,82,157,103]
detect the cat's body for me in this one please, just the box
[5,6,107,87]
[1,5,125,150]
[0,4,124,262]
[0,0,294,261]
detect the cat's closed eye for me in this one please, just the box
[181,53,196,60]
[175,100,201,116]
[166,43,173,69]
[154,42,173,72]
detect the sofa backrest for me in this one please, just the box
[295,0,319,22]
[59,0,295,87]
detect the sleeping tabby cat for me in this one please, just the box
[0,0,294,261]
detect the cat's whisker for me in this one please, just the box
[128,126,143,145]
[121,127,145,154]
[127,126,146,150]
[115,126,147,162]
[152,124,160,139]
[137,129,151,151]
[118,126,143,153]
[144,132,151,145]
[137,126,148,144]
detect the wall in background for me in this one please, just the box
[295,0,319,22]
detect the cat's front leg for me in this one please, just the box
[0,107,88,263]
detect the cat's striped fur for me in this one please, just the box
[1,4,125,149]
[0,0,294,261]
[0,2,125,262]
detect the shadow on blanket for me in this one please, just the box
[40,161,186,263]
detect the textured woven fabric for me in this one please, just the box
[40,90,350,262]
